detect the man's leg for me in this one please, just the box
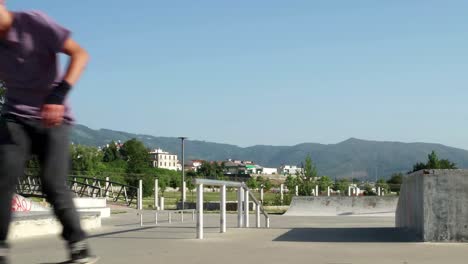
[0,118,31,262]
[35,124,86,244]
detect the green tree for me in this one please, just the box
[120,139,151,174]
[70,145,103,176]
[387,173,404,193]
[102,141,121,162]
[412,151,458,172]
[363,183,376,196]
[297,155,318,196]
[284,175,298,193]
[318,176,333,193]
[246,177,259,189]
[375,178,389,193]
[334,178,350,195]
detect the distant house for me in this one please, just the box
[262,167,278,175]
[185,160,204,171]
[149,148,179,171]
[279,165,303,175]
[224,160,247,175]
[246,164,263,174]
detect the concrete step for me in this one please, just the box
[73,197,107,208]
[8,212,101,240]
[77,207,111,218]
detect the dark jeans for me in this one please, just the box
[0,114,86,243]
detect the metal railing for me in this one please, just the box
[17,175,139,207]
[194,179,270,240]
[137,209,196,227]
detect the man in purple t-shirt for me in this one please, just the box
[0,2,98,263]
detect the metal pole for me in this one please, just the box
[154,178,159,210]
[105,177,110,198]
[181,210,184,222]
[221,185,226,233]
[155,211,158,225]
[295,185,299,196]
[179,137,187,210]
[244,189,249,228]
[197,183,204,239]
[315,185,319,197]
[237,187,244,228]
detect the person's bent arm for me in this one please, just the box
[42,38,89,127]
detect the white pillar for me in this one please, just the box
[105,177,110,198]
[280,184,284,204]
[315,185,319,197]
[237,187,244,228]
[295,185,299,196]
[182,181,187,204]
[160,197,165,211]
[260,188,264,203]
[155,211,158,224]
[138,179,143,210]
[154,178,159,210]
[256,203,261,228]
[244,189,250,228]
[377,187,381,196]
[311,189,315,196]
[196,184,204,239]
[348,186,351,197]
[327,186,331,197]
[220,185,226,233]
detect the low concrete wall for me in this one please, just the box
[8,212,101,240]
[284,196,398,216]
[396,169,468,242]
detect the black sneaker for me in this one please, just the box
[68,241,98,264]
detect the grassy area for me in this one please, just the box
[142,190,282,209]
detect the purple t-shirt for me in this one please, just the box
[0,11,73,122]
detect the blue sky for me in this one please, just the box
[9,0,468,149]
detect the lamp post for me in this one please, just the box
[179,137,187,209]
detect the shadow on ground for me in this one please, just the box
[274,228,419,243]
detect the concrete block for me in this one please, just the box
[396,169,468,242]
[8,212,101,240]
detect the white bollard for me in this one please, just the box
[295,185,299,196]
[311,189,315,196]
[182,181,187,204]
[139,212,143,227]
[155,211,158,225]
[238,187,244,228]
[244,189,250,228]
[377,187,381,196]
[280,184,284,204]
[196,184,204,239]
[154,178,159,210]
[327,186,331,197]
[315,185,319,197]
[348,186,351,197]
[138,179,143,210]
[260,188,264,203]
[105,177,110,198]
[160,197,165,211]
[256,203,261,228]
[220,185,226,233]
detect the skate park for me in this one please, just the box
[8,169,468,264]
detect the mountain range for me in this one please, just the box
[71,124,468,180]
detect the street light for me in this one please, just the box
[179,137,187,209]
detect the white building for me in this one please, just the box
[149,148,179,171]
[262,167,278,175]
[279,165,303,175]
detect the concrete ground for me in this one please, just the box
[9,210,468,264]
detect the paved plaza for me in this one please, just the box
[10,211,468,264]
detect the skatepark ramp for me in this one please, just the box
[285,196,398,216]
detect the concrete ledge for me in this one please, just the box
[8,212,101,240]
[285,196,398,216]
[77,207,111,218]
[73,197,107,208]
[396,169,468,242]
